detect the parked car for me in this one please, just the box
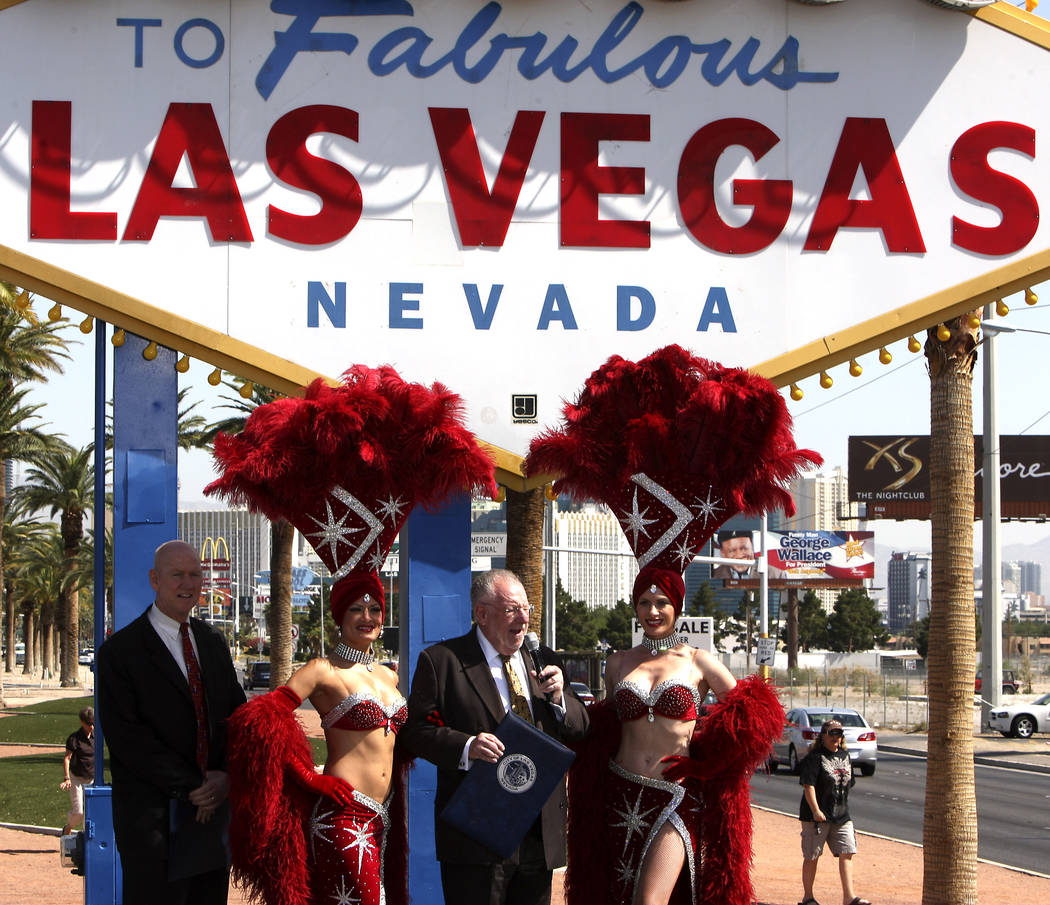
[570,681,595,705]
[769,706,878,776]
[975,669,1019,695]
[244,660,271,690]
[988,692,1050,738]
[78,648,94,665]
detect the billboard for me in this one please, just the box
[717,529,874,589]
[2,2,1050,460]
[848,435,1050,519]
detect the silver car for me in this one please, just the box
[988,693,1050,739]
[769,706,878,776]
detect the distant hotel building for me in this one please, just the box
[552,503,637,607]
[887,551,931,633]
[178,505,271,618]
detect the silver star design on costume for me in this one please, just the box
[377,493,407,523]
[307,498,361,564]
[631,473,695,569]
[366,544,387,573]
[310,804,339,847]
[341,820,376,873]
[610,789,656,854]
[692,486,722,525]
[331,875,361,905]
[328,485,385,580]
[673,536,695,569]
[622,487,658,546]
[615,855,637,891]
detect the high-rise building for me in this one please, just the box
[1018,560,1042,598]
[178,505,271,620]
[552,502,637,607]
[887,551,932,633]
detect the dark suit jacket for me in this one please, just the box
[97,608,246,863]
[401,628,589,869]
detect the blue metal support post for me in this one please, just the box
[400,495,474,904]
[85,332,178,905]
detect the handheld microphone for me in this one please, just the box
[524,632,552,701]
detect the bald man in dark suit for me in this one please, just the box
[97,540,246,905]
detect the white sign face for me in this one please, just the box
[632,616,714,653]
[471,533,507,557]
[2,1,1047,458]
[755,636,777,668]
[470,555,492,572]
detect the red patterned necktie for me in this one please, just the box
[179,623,210,773]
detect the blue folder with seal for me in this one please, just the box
[439,711,576,858]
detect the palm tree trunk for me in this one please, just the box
[922,315,979,905]
[40,601,54,679]
[504,487,545,635]
[21,606,34,675]
[268,518,294,689]
[4,585,14,672]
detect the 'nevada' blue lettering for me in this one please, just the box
[696,286,736,333]
[464,283,503,329]
[390,282,424,329]
[307,281,346,328]
[537,285,578,330]
[256,1,837,99]
[617,285,655,331]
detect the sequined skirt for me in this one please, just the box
[308,785,389,905]
[605,760,701,905]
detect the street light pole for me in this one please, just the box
[981,308,1004,728]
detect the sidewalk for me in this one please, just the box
[4,679,1049,904]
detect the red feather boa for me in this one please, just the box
[565,676,784,905]
[226,690,411,905]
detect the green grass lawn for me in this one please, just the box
[0,695,327,826]
[0,695,93,745]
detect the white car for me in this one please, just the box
[769,706,879,776]
[988,693,1050,739]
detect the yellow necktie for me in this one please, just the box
[501,654,534,724]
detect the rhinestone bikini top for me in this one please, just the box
[320,689,408,735]
[614,678,703,723]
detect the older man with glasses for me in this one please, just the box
[403,568,590,905]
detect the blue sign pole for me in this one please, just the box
[400,495,473,904]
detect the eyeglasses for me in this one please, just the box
[487,603,534,618]
[824,728,844,737]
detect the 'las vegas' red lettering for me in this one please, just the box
[805,117,925,253]
[267,105,363,246]
[123,103,252,242]
[678,118,792,255]
[560,112,650,249]
[951,121,1038,256]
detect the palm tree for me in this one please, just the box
[504,487,546,634]
[204,381,293,689]
[10,442,94,686]
[0,293,68,702]
[922,312,981,905]
[13,525,66,680]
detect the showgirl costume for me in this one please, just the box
[524,345,821,905]
[205,365,496,905]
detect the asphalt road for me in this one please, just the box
[749,751,1050,875]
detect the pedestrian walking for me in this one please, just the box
[798,718,870,905]
[59,706,94,836]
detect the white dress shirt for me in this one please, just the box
[147,603,201,682]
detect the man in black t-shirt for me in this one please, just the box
[60,706,95,835]
[797,719,870,905]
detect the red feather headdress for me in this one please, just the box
[205,365,497,624]
[525,345,821,603]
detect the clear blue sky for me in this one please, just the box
[19,1,1050,558]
